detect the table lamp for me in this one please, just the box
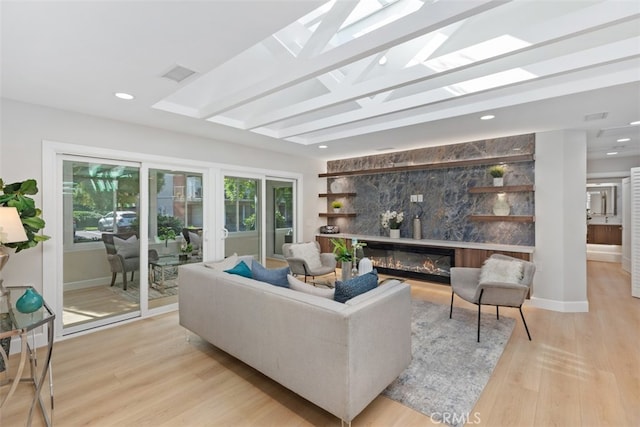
[0,206,28,274]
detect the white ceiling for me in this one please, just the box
[1,0,639,162]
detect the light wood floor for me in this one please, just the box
[1,261,638,426]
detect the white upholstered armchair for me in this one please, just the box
[282,241,337,283]
[449,254,535,342]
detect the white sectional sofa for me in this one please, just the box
[178,262,412,424]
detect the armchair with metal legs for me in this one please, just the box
[449,254,535,342]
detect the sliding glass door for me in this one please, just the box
[266,179,295,258]
[148,168,204,309]
[61,158,141,333]
[223,175,261,261]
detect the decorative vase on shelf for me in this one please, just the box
[341,261,352,282]
[16,288,43,314]
[413,216,422,240]
[390,229,400,239]
[333,208,341,213]
[493,193,511,216]
[493,177,504,187]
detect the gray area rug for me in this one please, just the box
[383,299,514,427]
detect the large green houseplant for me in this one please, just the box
[0,178,49,371]
[0,178,50,252]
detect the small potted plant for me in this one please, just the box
[179,242,193,261]
[489,165,505,186]
[331,200,343,213]
[158,226,176,254]
[330,238,353,281]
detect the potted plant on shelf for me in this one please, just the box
[331,200,343,213]
[489,165,505,186]
[381,210,404,238]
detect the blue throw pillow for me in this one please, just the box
[251,261,290,287]
[224,261,252,278]
[334,270,378,303]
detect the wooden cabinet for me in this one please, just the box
[587,224,622,245]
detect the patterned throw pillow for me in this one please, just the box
[334,270,378,303]
[479,258,523,284]
[113,235,139,259]
[224,261,252,278]
[287,275,335,299]
[252,261,289,287]
[289,242,323,270]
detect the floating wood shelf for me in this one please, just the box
[318,192,357,197]
[319,154,534,178]
[319,213,357,218]
[468,185,534,193]
[469,215,535,223]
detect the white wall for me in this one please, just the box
[0,99,325,291]
[532,130,588,312]
[588,156,640,177]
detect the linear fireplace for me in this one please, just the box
[362,240,454,284]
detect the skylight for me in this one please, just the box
[443,68,538,97]
[272,0,423,58]
[421,35,531,73]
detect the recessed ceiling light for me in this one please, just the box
[630,120,640,126]
[318,145,328,149]
[617,138,630,142]
[480,115,495,120]
[114,92,135,100]
[606,152,618,156]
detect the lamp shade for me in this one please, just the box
[0,207,28,244]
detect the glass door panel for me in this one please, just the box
[62,159,140,333]
[148,169,204,309]
[266,179,294,258]
[223,176,261,261]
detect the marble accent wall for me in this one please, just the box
[326,134,535,246]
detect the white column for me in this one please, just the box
[531,131,588,312]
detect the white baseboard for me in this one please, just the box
[527,297,589,313]
[64,277,111,291]
[586,244,622,263]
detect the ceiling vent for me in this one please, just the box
[584,112,608,121]
[161,65,196,83]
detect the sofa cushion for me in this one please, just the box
[334,270,378,303]
[224,260,252,278]
[113,235,139,259]
[287,274,335,299]
[479,257,523,285]
[252,261,289,287]
[204,253,238,271]
[289,242,323,270]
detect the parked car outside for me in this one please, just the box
[98,211,137,231]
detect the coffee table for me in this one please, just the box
[149,255,199,291]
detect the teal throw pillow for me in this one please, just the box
[252,261,290,288]
[334,270,378,303]
[224,261,252,278]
